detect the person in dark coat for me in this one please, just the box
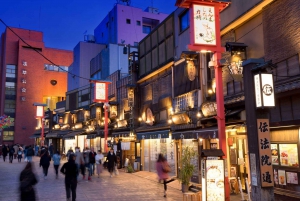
[89,147,96,177]
[9,145,15,163]
[19,162,38,201]
[26,145,34,162]
[106,148,117,177]
[2,144,8,162]
[40,150,51,179]
[49,143,54,158]
[60,154,78,201]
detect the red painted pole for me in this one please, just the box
[214,52,230,201]
[41,117,44,147]
[104,82,109,153]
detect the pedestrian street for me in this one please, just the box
[0,156,182,201]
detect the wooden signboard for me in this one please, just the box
[257,119,274,187]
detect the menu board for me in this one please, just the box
[206,160,225,201]
[279,144,299,167]
[271,144,279,165]
[286,172,298,184]
[278,170,286,185]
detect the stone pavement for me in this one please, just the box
[0,156,292,201]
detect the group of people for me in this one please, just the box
[1,144,35,163]
[19,146,116,201]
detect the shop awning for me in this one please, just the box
[57,130,73,138]
[172,127,218,139]
[86,134,97,139]
[63,130,85,140]
[29,129,49,139]
[45,132,59,138]
[136,130,170,140]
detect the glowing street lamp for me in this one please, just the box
[90,79,111,152]
[33,103,47,147]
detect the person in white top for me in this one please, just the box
[95,150,104,178]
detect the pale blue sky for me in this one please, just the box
[0,0,177,50]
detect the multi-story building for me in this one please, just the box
[0,27,72,146]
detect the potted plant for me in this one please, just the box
[178,146,198,193]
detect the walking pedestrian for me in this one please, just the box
[60,154,78,201]
[26,145,34,162]
[49,143,54,158]
[74,147,84,180]
[95,150,104,178]
[9,145,15,163]
[83,149,90,180]
[53,150,61,179]
[40,150,51,179]
[13,144,19,159]
[89,147,96,176]
[156,153,174,197]
[2,144,8,162]
[19,162,38,201]
[106,148,117,177]
[18,147,23,162]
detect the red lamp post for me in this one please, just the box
[175,0,231,200]
[33,103,47,147]
[90,79,111,153]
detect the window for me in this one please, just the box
[106,22,109,28]
[271,144,298,167]
[180,10,190,32]
[136,21,141,26]
[4,100,16,113]
[126,19,131,24]
[5,82,16,95]
[44,64,68,72]
[134,42,139,47]
[143,25,151,34]
[3,131,14,141]
[6,65,16,78]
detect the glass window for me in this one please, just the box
[143,25,151,34]
[5,82,16,95]
[180,10,190,32]
[126,19,131,24]
[3,131,14,141]
[6,65,16,78]
[271,143,299,167]
[136,21,141,26]
[4,100,16,113]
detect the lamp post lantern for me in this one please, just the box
[175,0,231,200]
[33,103,47,147]
[90,79,112,153]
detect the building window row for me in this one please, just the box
[6,64,16,78]
[180,9,190,32]
[44,64,68,72]
[3,131,14,141]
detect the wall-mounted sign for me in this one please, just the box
[201,101,217,117]
[193,4,216,45]
[128,88,134,107]
[257,119,274,187]
[228,55,243,75]
[117,119,128,128]
[254,73,275,108]
[22,70,27,75]
[171,113,190,125]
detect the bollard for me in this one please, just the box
[238,177,247,201]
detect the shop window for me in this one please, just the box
[271,143,299,167]
[179,9,189,32]
[3,131,14,141]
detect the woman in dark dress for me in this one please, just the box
[106,148,117,177]
[19,162,38,201]
[40,150,51,179]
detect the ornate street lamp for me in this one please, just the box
[90,79,111,152]
[33,103,47,147]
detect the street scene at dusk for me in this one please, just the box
[1,0,300,201]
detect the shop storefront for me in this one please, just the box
[172,127,218,183]
[138,130,175,175]
[225,124,250,193]
[270,128,300,198]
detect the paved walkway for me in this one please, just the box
[0,156,293,201]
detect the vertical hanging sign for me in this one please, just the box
[94,82,106,102]
[257,119,274,187]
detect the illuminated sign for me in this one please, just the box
[254,73,275,108]
[94,82,106,102]
[193,4,216,45]
[36,106,44,117]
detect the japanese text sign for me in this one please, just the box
[94,82,107,102]
[257,119,274,187]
